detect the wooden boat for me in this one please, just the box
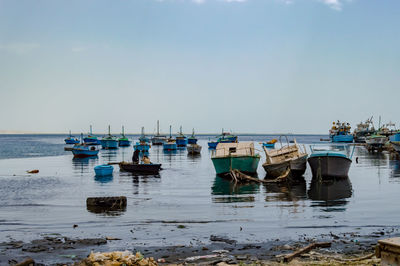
[118,126,131,147]
[94,165,114,176]
[187,143,202,155]
[211,142,260,175]
[307,145,353,179]
[188,128,198,144]
[64,130,79,144]
[262,137,308,178]
[329,121,354,143]
[119,162,162,174]
[72,143,99,158]
[151,120,167,145]
[84,125,101,145]
[100,126,118,149]
[176,126,187,147]
[163,126,177,151]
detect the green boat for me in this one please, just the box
[211,142,260,175]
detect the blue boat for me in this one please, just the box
[176,126,188,147]
[308,145,354,179]
[84,125,101,145]
[72,136,100,158]
[208,130,238,149]
[329,121,354,143]
[134,142,150,152]
[139,127,150,143]
[118,126,131,147]
[163,125,177,151]
[262,139,277,149]
[208,141,218,149]
[65,130,79,144]
[94,164,114,176]
[100,125,119,149]
[188,128,198,144]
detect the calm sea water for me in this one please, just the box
[1,134,400,248]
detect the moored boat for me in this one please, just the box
[100,126,119,149]
[188,128,198,144]
[262,137,308,178]
[208,130,238,149]
[163,125,177,151]
[94,164,114,176]
[84,125,101,145]
[262,139,277,149]
[353,117,375,143]
[134,127,151,152]
[151,120,167,145]
[365,134,388,152]
[64,130,79,144]
[118,126,131,147]
[307,145,353,179]
[119,162,162,174]
[329,121,354,143]
[176,126,188,147]
[211,142,260,176]
[72,138,99,158]
[187,143,202,155]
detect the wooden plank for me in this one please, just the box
[283,242,331,262]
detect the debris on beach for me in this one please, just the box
[79,251,157,266]
[26,169,39,174]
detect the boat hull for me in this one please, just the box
[118,140,131,147]
[366,136,388,147]
[151,137,166,145]
[72,149,99,158]
[208,142,218,149]
[332,135,354,143]
[65,139,79,144]
[176,138,188,147]
[101,139,119,149]
[188,138,198,144]
[163,143,177,151]
[84,137,101,145]
[308,155,352,179]
[119,162,162,174]
[211,156,260,175]
[94,165,114,176]
[187,144,202,154]
[262,143,275,149]
[262,155,307,178]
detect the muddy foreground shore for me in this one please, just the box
[2,228,395,265]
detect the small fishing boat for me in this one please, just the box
[188,128,198,144]
[211,142,260,176]
[94,164,114,176]
[64,130,79,144]
[208,130,238,149]
[119,162,162,174]
[307,145,353,179]
[84,125,101,145]
[134,127,151,152]
[100,126,119,149]
[353,117,375,143]
[262,139,277,149]
[151,120,167,145]
[262,137,308,178]
[329,121,354,143]
[187,143,202,155]
[118,126,131,147]
[365,134,388,152]
[163,126,177,151]
[72,136,99,158]
[176,126,188,147]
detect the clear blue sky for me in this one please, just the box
[0,0,399,134]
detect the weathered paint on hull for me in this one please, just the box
[262,155,307,178]
[187,144,202,154]
[332,135,354,143]
[211,156,260,175]
[308,156,352,179]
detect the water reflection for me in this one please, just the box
[389,160,400,180]
[94,175,113,183]
[100,150,118,163]
[86,204,126,216]
[72,156,98,173]
[264,178,307,202]
[211,176,259,203]
[308,177,352,211]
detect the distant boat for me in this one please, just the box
[100,125,118,149]
[72,134,99,158]
[329,121,354,143]
[84,125,101,145]
[353,117,375,143]
[64,130,79,144]
[211,142,260,176]
[94,165,114,176]
[308,145,353,179]
[365,134,388,152]
[151,120,167,145]
[134,127,151,152]
[262,139,277,149]
[187,143,202,155]
[163,125,177,151]
[262,137,307,178]
[176,126,188,147]
[208,129,238,149]
[118,126,131,147]
[188,128,198,144]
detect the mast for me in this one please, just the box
[141,127,145,137]
[90,125,93,135]
[69,130,71,137]
[122,126,125,137]
[169,125,172,138]
[157,120,160,136]
[108,125,111,136]
[180,126,183,135]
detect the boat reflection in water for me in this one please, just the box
[94,175,113,184]
[308,177,352,211]
[264,178,307,202]
[86,202,126,217]
[389,160,400,180]
[211,175,259,203]
[72,156,98,174]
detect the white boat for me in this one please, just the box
[187,144,202,155]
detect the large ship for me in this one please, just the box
[329,121,354,143]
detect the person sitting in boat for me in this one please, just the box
[142,155,151,164]
[132,149,140,164]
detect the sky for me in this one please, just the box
[0,0,399,134]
